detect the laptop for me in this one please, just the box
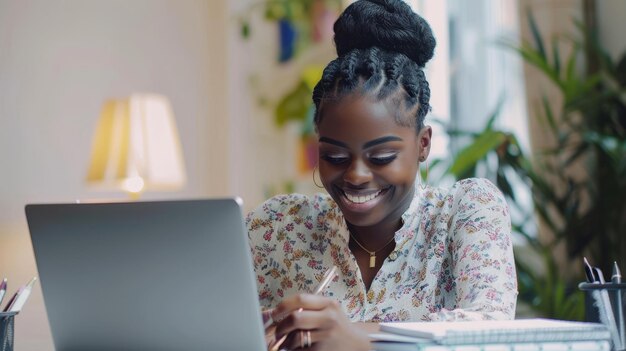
[25,198,266,351]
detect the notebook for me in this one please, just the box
[26,198,266,351]
[370,339,611,351]
[379,318,611,345]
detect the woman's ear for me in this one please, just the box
[417,126,432,161]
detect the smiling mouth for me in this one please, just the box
[341,188,389,204]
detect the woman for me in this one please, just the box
[247,0,518,349]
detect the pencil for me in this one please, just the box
[612,262,625,350]
[269,266,338,351]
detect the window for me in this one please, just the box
[413,0,532,237]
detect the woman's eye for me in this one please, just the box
[370,153,397,165]
[321,155,349,165]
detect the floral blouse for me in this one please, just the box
[246,178,518,322]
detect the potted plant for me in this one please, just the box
[439,11,626,320]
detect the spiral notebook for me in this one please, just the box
[370,339,611,351]
[379,318,611,345]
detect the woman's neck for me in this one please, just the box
[347,217,402,250]
[346,186,415,249]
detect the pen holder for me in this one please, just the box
[579,282,626,351]
[0,312,17,351]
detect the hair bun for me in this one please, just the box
[333,0,436,67]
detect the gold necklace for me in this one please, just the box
[349,233,396,268]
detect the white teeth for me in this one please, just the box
[344,190,382,204]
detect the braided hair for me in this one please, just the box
[312,0,436,132]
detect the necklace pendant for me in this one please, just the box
[369,254,376,268]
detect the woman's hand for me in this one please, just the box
[262,309,279,348]
[270,293,370,351]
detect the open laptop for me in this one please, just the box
[25,198,265,351]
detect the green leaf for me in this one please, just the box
[539,96,558,136]
[275,81,312,127]
[514,45,563,90]
[264,2,287,20]
[447,131,507,177]
[551,38,561,76]
[496,169,516,202]
[527,11,547,61]
[563,142,589,167]
[240,21,250,39]
[301,65,324,91]
[565,45,578,83]
[429,158,443,171]
[485,95,505,131]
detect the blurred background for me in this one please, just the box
[0,0,624,349]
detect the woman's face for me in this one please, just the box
[317,95,431,228]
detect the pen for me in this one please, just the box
[0,278,6,306]
[612,261,622,285]
[3,277,37,313]
[584,257,597,282]
[313,265,338,295]
[613,262,625,349]
[263,266,338,330]
[585,258,622,350]
[2,291,19,312]
[269,266,338,351]
[8,277,37,312]
[594,267,607,284]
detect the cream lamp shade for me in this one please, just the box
[86,93,186,196]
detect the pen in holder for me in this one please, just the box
[579,282,626,351]
[0,312,17,351]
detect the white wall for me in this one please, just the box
[0,1,229,349]
[228,0,336,211]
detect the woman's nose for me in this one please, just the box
[343,159,372,186]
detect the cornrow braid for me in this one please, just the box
[313,47,430,132]
[361,47,385,94]
[313,0,435,133]
[338,49,362,93]
[312,59,341,108]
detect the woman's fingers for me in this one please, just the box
[262,308,274,324]
[271,293,336,322]
[274,300,346,340]
[268,294,370,350]
[282,329,328,350]
[274,309,337,338]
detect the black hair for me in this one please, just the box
[312,0,436,131]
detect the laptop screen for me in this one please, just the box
[26,198,265,351]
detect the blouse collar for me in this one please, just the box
[400,182,422,229]
[331,182,423,243]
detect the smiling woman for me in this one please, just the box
[246,1,517,350]
[316,96,423,234]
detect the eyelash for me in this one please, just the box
[321,155,349,165]
[370,154,397,165]
[321,154,398,165]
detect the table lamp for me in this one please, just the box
[86,93,186,198]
